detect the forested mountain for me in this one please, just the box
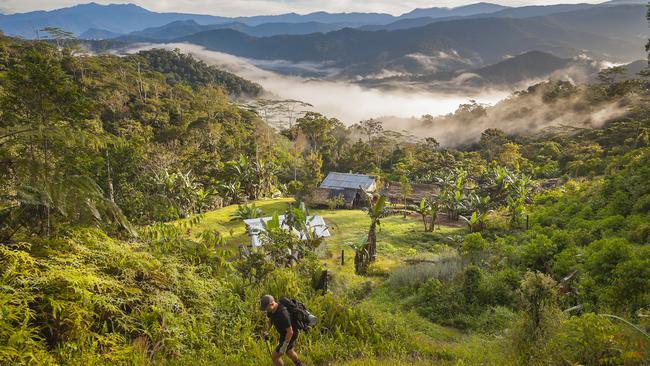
[360,4,599,31]
[4,1,636,41]
[398,2,509,19]
[179,9,644,77]
[79,27,123,40]
[462,50,576,85]
[0,24,649,365]
[533,4,648,44]
[0,3,394,38]
[121,19,353,41]
[0,2,229,38]
[134,49,263,97]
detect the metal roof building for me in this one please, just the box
[319,172,376,191]
[309,172,377,208]
[243,215,331,248]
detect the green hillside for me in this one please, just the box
[0,32,649,365]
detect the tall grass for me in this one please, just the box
[388,251,465,292]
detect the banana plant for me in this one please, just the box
[415,198,439,232]
[507,174,533,228]
[465,194,492,232]
[365,194,387,262]
[347,235,370,275]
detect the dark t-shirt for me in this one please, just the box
[267,303,295,339]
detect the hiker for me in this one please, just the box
[260,294,305,366]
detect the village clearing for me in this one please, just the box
[176,198,509,365]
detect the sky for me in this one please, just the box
[0,0,606,16]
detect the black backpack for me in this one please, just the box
[279,297,314,332]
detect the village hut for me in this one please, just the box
[310,172,376,208]
[381,181,440,205]
[243,215,330,248]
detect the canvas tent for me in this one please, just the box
[243,215,331,248]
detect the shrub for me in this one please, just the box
[462,266,482,306]
[230,203,263,220]
[521,234,558,272]
[549,313,648,366]
[478,268,520,307]
[474,306,516,334]
[460,233,488,264]
[512,271,562,365]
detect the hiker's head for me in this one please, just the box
[260,294,276,312]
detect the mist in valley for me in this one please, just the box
[128,44,509,120]
[127,43,630,147]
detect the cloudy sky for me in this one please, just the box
[1,0,605,16]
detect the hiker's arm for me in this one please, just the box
[284,326,293,342]
[279,326,293,354]
[262,319,272,340]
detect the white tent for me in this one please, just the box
[243,215,331,248]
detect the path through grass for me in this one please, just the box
[184,199,507,364]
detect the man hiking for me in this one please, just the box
[260,294,305,366]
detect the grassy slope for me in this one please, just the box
[182,199,509,364]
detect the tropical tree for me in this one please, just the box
[438,168,468,222]
[414,198,439,232]
[153,169,203,218]
[1,175,133,241]
[400,175,413,216]
[1,43,90,235]
[364,195,388,263]
[507,174,533,228]
[465,193,492,232]
[230,203,263,221]
[251,159,279,199]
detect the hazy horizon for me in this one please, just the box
[1,0,610,17]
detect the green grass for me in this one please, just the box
[181,200,508,364]
[177,198,294,246]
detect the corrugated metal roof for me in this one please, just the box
[243,215,331,248]
[320,172,375,190]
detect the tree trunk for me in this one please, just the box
[368,222,377,262]
[105,149,115,203]
[43,135,50,236]
[354,248,369,275]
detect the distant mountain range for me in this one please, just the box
[2,1,645,41]
[393,2,509,20]
[119,20,355,41]
[175,5,646,73]
[0,3,229,38]
[1,1,646,91]
[359,50,646,92]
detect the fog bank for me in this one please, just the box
[127,43,510,125]
[126,44,629,147]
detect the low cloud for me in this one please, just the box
[382,85,630,146]
[126,43,627,147]
[127,43,509,124]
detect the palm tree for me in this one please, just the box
[1,175,133,241]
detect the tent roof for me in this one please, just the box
[243,215,331,248]
[320,172,375,190]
